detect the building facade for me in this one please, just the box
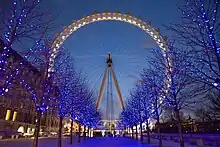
[0,48,60,136]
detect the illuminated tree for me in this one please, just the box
[68,73,82,144]
[159,2,220,146]
[149,41,206,147]
[53,52,75,147]
[0,37,56,147]
[120,103,137,139]
[137,84,152,144]
[0,0,54,96]
[129,89,144,140]
[26,39,61,147]
[68,73,90,143]
[139,68,165,147]
[167,0,220,91]
[165,1,219,145]
[81,89,101,140]
[72,81,101,142]
[53,53,101,146]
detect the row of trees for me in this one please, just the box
[120,1,219,147]
[0,1,101,147]
[29,40,101,147]
[54,48,101,147]
[120,44,196,147]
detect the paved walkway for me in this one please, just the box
[75,137,150,147]
[0,137,150,147]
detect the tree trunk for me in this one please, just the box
[135,125,138,140]
[84,126,86,140]
[131,127,134,139]
[86,128,89,140]
[33,111,41,147]
[58,116,63,147]
[156,116,162,147]
[78,124,81,143]
[70,118,73,144]
[146,119,150,144]
[176,111,185,147]
[124,126,126,137]
[87,130,88,139]
[140,122,143,142]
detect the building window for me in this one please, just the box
[24,112,28,123]
[12,111,17,121]
[18,112,23,122]
[20,102,23,109]
[5,109,11,120]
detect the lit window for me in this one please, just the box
[5,109,11,120]
[12,111,17,121]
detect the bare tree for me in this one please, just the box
[205,89,220,119]
[194,107,214,122]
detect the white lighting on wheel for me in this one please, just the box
[159,44,164,49]
[50,12,169,80]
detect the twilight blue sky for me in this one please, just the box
[46,0,184,119]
